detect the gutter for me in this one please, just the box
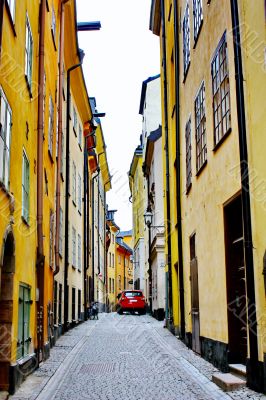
[36,0,46,361]
[54,0,69,277]
[160,0,173,321]
[173,0,185,339]
[91,168,100,303]
[230,0,260,391]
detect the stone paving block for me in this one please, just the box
[212,373,246,392]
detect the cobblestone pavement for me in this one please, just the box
[9,314,266,400]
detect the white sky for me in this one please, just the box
[77,0,160,231]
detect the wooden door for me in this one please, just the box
[224,196,247,363]
[190,234,201,354]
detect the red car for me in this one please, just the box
[117,290,146,315]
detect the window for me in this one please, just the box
[112,254,114,267]
[193,0,203,41]
[25,14,33,89]
[195,82,207,172]
[73,106,77,133]
[118,255,121,264]
[185,118,192,191]
[0,88,12,189]
[48,96,54,156]
[49,210,54,268]
[61,133,64,177]
[78,173,82,213]
[72,227,76,267]
[22,150,30,223]
[51,7,56,42]
[78,124,82,148]
[112,234,114,244]
[7,0,16,21]
[59,207,63,256]
[212,34,231,146]
[17,285,31,359]
[109,277,111,294]
[183,3,190,76]
[112,279,115,293]
[72,161,76,203]
[78,234,81,271]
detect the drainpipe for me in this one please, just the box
[54,0,69,277]
[36,0,46,361]
[173,0,185,339]
[160,0,173,322]
[63,61,82,332]
[230,0,260,391]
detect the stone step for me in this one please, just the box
[229,363,246,379]
[0,392,8,400]
[212,372,246,392]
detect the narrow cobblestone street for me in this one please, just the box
[8,314,265,400]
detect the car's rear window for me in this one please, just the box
[124,292,142,297]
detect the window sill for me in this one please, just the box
[5,2,17,37]
[171,104,176,119]
[213,128,232,153]
[78,268,81,273]
[0,182,12,198]
[78,209,82,216]
[72,200,76,207]
[51,30,57,51]
[183,62,191,84]
[21,215,30,227]
[78,143,82,152]
[72,265,76,270]
[186,183,192,195]
[196,159,207,177]
[73,127,77,137]
[48,150,54,164]
[60,172,64,182]
[25,76,33,99]
[59,252,63,259]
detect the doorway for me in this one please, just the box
[190,233,201,354]
[0,230,15,391]
[224,195,247,364]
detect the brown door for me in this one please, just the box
[190,234,201,354]
[224,195,247,363]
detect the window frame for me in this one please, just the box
[193,0,203,44]
[72,226,76,268]
[17,284,31,360]
[77,233,81,271]
[0,87,12,190]
[78,173,82,213]
[195,81,207,174]
[211,33,231,148]
[72,161,76,204]
[59,207,63,256]
[183,3,191,79]
[25,13,33,92]
[22,149,30,223]
[185,117,192,192]
[48,95,54,158]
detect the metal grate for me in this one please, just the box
[80,363,115,375]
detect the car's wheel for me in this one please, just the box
[117,308,123,315]
[139,309,146,316]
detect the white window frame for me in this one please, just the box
[183,3,190,76]
[25,13,33,89]
[73,106,77,133]
[7,0,16,21]
[72,161,76,204]
[193,0,203,41]
[78,173,82,213]
[0,87,12,189]
[48,96,54,156]
[78,124,82,148]
[22,149,30,223]
[72,227,76,267]
[78,234,81,271]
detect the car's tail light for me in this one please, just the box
[141,297,145,301]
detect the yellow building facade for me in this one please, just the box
[106,210,119,311]
[150,0,266,392]
[0,0,40,391]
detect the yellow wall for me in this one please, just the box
[240,0,266,362]
[107,224,118,309]
[0,0,40,362]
